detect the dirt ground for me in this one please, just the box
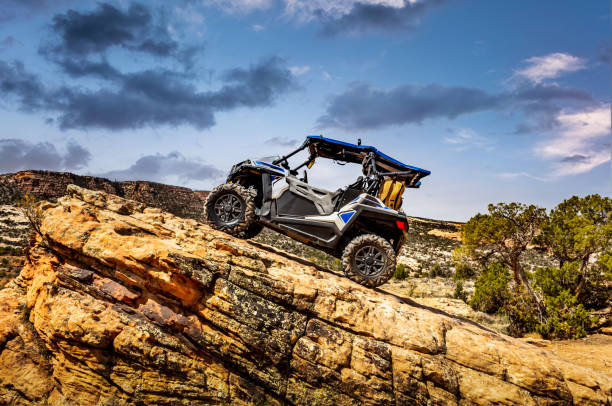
[532,334,612,377]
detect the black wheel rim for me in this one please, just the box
[354,245,386,279]
[213,194,243,225]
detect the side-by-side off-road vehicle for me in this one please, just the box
[204,136,430,287]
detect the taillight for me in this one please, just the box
[396,220,407,231]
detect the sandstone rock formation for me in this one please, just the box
[0,185,610,405]
[0,171,209,220]
[0,171,211,287]
[0,204,28,287]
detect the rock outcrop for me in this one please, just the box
[0,204,28,287]
[0,171,211,287]
[0,171,209,220]
[0,186,610,405]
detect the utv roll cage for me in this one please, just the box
[273,135,431,195]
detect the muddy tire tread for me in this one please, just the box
[204,183,256,236]
[342,234,396,288]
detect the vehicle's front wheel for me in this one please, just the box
[237,222,264,239]
[342,234,396,288]
[204,183,257,236]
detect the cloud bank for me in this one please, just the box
[98,151,223,183]
[317,82,503,129]
[316,81,593,131]
[535,105,610,176]
[314,0,446,36]
[0,2,296,131]
[0,139,90,172]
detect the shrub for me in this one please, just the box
[0,246,21,256]
[453,281,468,303]
[413,267,424,278]
[17,193,43,233]
[536,290,592,339]
[599,251,612,280]
[453,263,476,281]
[393,263,409,280]
[534,262,581,297]
[580,252,612,309]
[429,263,447,278]
[506,279,595,339]
[469,263,509,314]
[505,288,541,337]
[534,259,611,310]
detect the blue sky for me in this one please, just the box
[0,0,609,220]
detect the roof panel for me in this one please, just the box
[306,136,431,176]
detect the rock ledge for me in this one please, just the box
[0,185,610,405]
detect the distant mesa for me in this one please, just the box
[0,170,209,220]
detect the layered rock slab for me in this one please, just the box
[0,185,609,405]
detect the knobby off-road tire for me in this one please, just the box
[204,183,257,237]
[237,222,264,239]
[342,234,396,288]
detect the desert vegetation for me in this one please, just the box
[453,195,611,339]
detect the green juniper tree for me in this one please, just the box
[539,195,612,298]
[456,202,547,315]
[456,196,611,339]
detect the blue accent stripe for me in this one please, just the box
[255,161,285,173]
[307,135,430,175]
[339,211,355,223]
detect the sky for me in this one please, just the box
[0,0,609,221]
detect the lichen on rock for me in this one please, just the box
[0,185,610,405]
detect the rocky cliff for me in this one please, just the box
[0,171,210,287]
[0,171,209,220]
[0,186,610,405]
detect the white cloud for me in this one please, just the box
[289,65,310,76]
[535,105,610,176]
[0,139,91,172]
[443,128,494,151]
[206,0,273,14]
[555,150,609,176]
[173,5,205,25]
[251,24,265,32]
[283,0,413,21]
[322,70,332,80]
[514,52,587,84]
[498,172,552,182]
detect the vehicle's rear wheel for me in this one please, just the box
[204,183,257,236]
[342,234,396,288]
